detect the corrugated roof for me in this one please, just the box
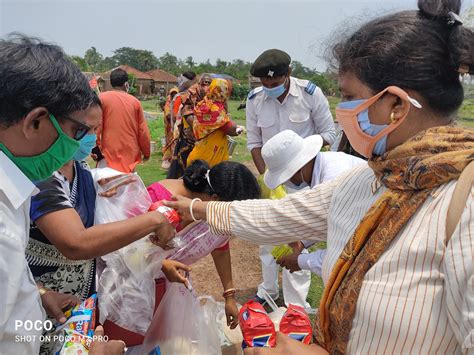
[146,68,178,83]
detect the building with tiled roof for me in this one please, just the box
[101,65,155,96]
[146,69,178,96]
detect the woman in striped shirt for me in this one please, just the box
[166,0,474,353]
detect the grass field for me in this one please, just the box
[136,96,473,308]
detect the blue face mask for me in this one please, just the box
[73,133,97,161]
[337,100,388,156]
[263,79,287,99]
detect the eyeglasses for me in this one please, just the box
[62,115,92,140]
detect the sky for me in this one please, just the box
[0,0,472,71]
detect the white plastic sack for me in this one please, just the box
[92,168,229,335]
[91,168,166,334]
[142,282,221,355]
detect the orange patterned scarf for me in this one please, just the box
[314,126,474,354]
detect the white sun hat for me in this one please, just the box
[262,130,323,189]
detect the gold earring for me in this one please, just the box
[390,112,396,123]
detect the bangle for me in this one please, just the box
[223,288,236,298]
[189,198,202,222]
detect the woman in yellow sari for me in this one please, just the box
[187,78,244,167]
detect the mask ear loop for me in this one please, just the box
[367,90,423,154]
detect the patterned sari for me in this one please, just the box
[27,161,96,299]
[26,161,97,354]
[187,78,235,167]
[167,85,207,178]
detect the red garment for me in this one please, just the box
[98,91,151,173]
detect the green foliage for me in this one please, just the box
[231,84,250,100]
[157,52,180,74]
[84,47,103,72]
[127,73,138,96]
[70,55,89,71]
[135,152,168,186]
[112,47,159,72]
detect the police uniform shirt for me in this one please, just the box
[245,77,337,151]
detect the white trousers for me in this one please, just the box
[257,245,311,308]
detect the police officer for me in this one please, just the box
[246,49,337,309]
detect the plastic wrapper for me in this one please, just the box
[280,304,313,344]
[61,294,97,337]
[54,295,97,354]
[271,245,294,260]
[142,282,221,355]
[239,300,276,348]
[57,330,92,354]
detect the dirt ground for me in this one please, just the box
[192,237,264,305]
[191,162,285,306]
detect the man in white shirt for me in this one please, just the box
[246,49,337,307]
[261,130,366,276]
[0,35,125,354]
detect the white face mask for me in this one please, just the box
[285,169,310,193]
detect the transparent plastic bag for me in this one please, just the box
[91,168,167,334]
[98,237,169,334]
[91,167,152,223]
[142,282,221,355]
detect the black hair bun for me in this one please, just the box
[418,0,461,18]
[182,160,209,192]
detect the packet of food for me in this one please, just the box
[239,300,276,348]
[58,329,92,354]
[279,304,313,344]
[59,294,97,337]
[149,201,180,228]
[271,245,294,260]
[149,201,184,248]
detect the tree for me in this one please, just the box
[100,56,118,71]
[157,52,180,74]
[112,47,159,72]
[185,56,195,68]
[84,47,103,72]
[70,55,89,71]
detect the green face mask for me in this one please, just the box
[0,114,80,181]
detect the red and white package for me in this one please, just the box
[279,304,313,344]
[149,201,180,228]
[239,300,276,348]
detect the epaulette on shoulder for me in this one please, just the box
[304,82,317,95]
[247,86,263,100]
